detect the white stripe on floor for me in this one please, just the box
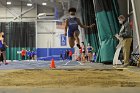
[77,61,84,65]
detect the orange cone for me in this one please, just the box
[50,58,56,68]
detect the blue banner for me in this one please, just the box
[60,34,67,46]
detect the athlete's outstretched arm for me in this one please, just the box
[77,18,95,28]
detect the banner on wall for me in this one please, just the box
[60,34,67,46]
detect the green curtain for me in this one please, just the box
[93,0,120,63]
[80,0,99,53]
[0,22,36,60]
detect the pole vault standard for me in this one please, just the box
[131,0,140,53]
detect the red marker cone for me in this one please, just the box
[50,58,56,68]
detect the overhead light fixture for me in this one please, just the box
[42,2,47,6]
[27,3,32,6]
[7,2,11,5]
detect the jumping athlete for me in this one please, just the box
[64,7,95,49]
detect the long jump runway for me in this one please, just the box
[0,60,86,70]
[0,60,115,70]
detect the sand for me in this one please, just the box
[0,69,140,88]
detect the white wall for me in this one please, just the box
[37,21,56,48]
[37,21,71,48]
[54,28,69,48]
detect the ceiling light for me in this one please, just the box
[42,3,47,6]
[27,3,32,6]
[7,2,11,5]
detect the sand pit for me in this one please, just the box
[0,69,140,88]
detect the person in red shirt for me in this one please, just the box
[21,48,26,60]
[69,50,73,60]
[79,47,82,54]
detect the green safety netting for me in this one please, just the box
[0,22,36,60]
[81,0,99,53]
[93,0,120,63]
[81,0,120,63]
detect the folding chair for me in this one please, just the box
[130,45,140,66]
